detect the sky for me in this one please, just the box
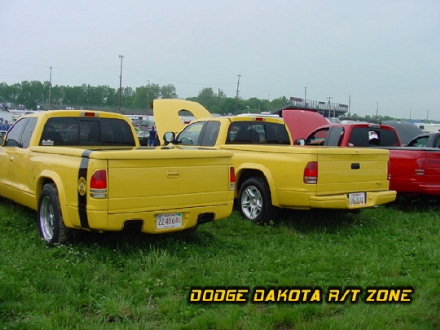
[0,0,439,120]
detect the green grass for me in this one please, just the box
[0,196,439,330]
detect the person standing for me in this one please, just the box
[148,125,158,146]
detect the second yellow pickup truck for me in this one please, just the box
[154,99,396,223]
[0,110,235,244]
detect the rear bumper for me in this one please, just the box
[277,190,396,210]
[309,190,397,209]
[66,201,233,233]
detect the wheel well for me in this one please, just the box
[37,178,55,202]
[237,169,267,191]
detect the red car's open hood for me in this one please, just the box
[282,109,329,142]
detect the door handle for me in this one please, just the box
[167,170,180,178]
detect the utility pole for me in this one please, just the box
[48,66,52,109]
[348,95,351,117]
[304,86,307,106]
[235,74,241,100]
[327,97,333,119]
[118,55,124,111]
[217,88,221,113]
[376,101,379,120]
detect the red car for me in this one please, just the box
[288,118,439,197]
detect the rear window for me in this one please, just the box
[40,117,135,146]
[349,127,400,147]
[226,122,290,144]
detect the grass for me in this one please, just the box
[0,196,439,330]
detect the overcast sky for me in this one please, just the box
[1,0,439,120]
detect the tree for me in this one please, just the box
[160,84,177,99]
[269,96,289,112]
[132,86,148,109]
[122,87,135,108]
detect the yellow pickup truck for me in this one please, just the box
[0,110,235,244]
[154,99,396,224]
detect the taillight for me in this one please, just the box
[229,166,236,190]
[415,159,425,176]
[304,161,318,184]
[90,169,108,198]
[82,112,99,117]
[388,160,391,180]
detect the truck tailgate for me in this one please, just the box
[103,149,232,213]
[316,148,390,195]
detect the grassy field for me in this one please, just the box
[0,196,439,330]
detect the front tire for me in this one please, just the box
[238,177,275,224]
[38,183,74,245]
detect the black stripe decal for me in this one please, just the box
[78,150,92,228]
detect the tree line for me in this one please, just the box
[0,81,291,115]
[1,81,431,122]
[0,81,177,112]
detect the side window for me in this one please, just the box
[176,122,205,145]
[5,118,27,147]
[306,128,329,145]
[407,136,428,147]
[200,121,220,146]
[21,117,37,148]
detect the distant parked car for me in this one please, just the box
[406,132,440,148]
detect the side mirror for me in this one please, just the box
[295,138,305,146]
[163,132,175,145]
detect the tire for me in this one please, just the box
[38,183,75,245]
[238,177,275,224]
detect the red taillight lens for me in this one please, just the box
[304,161,318,184]
[388,160,391,180]
[90,170,107,189]
[229,166,236,190]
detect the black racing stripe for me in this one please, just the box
[78,150,93,228]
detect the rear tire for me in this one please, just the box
[38,183,75,245]
[238,177,275,224]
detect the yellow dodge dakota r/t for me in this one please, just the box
[0,110,235,244]
[154,99,396,224]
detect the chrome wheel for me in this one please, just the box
[40,195,55,241]
[240,185,263,220]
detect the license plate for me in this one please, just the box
[349,192,366,206]
[156,213,183,230]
